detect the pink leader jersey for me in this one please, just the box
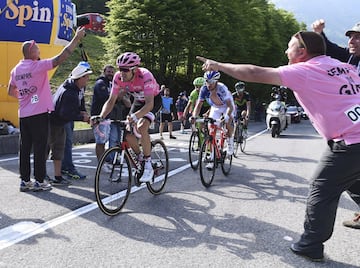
[278,55,360,145]
[111,67,160,101]
[9,59,54,118]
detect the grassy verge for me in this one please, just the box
[74,121,91,130]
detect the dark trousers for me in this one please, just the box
[298,140,360,251]
[19,112,49,182]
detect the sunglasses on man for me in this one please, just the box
[119,67,136,73]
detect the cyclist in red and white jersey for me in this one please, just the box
[98,52,162,182]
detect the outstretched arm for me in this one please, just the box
[196,56,282,86]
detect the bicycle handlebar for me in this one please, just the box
[90,117,142,138]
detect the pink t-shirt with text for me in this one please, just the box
[278,55,360,145]
[9,59,54,118]
[111,67,160,102]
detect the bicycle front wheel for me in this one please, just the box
[188,131,201,170]
[234,125,240,157]
[240,128,247,152]
[95,147,132,216]
[147,139,169,195]
[199,137,216,188]
[221,139,232,175]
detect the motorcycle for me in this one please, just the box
[266,98,289,138]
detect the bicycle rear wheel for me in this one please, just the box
[147,139,169,194]
[95,147,132,216]
[221,139,232,175]
[188,131,201,170]
[199,137,216,188]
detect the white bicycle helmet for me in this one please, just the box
[235,81,245,93]
[203,71,220,82]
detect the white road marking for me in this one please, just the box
[0,129,265,250]
[0,163,191,251]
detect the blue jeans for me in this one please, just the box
[109,123,120,148]
[61,121,75,171]
[106,123,121,162]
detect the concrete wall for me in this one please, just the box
[0,121,185,156]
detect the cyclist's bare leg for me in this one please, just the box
[159,122,164,137]
[126,118,151,156]
[241,110,248,127]
[137,118,151,156]
[126,133,141,154]
[226,119,234,137]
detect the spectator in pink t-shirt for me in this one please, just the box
[197,31,360,262]
[7,27,86,192]
[312,19,360,230]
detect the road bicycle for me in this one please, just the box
[233,117,248,156]
[199,117,232,187]
[188,118,207,170]
[94,120,169,216]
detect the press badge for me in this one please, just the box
[31,94,39,104]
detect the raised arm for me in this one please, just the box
[51,27,86,68]
[196,56,282,86]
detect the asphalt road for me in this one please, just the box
[0,120,359,268]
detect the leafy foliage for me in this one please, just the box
[103,0,302,102]
[72,0,109,15]
[56,0,304,107]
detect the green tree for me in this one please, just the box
[104,0,303,100]
[72,0,109,14]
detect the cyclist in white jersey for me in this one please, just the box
[191,71,235,155]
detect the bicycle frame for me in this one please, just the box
[198,117,232,188]
[94,119,170,215]
[207,121,226,162]
[194,117,227,161]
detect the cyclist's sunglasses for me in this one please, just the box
[205,79,217,84]
[119,67,136,73]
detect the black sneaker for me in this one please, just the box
[170,135,177,139]
[62,169,86,180]
[49,176,72,186]
[290,243,324,262]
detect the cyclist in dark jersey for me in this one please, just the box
[233,81,251,128]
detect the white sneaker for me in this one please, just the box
[103,163,112,173]
[205,162,214,170]
[140,160,154,182]
[227,139,234,155]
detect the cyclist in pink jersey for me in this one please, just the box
[197,31,360,262]
[98,52,162,182]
